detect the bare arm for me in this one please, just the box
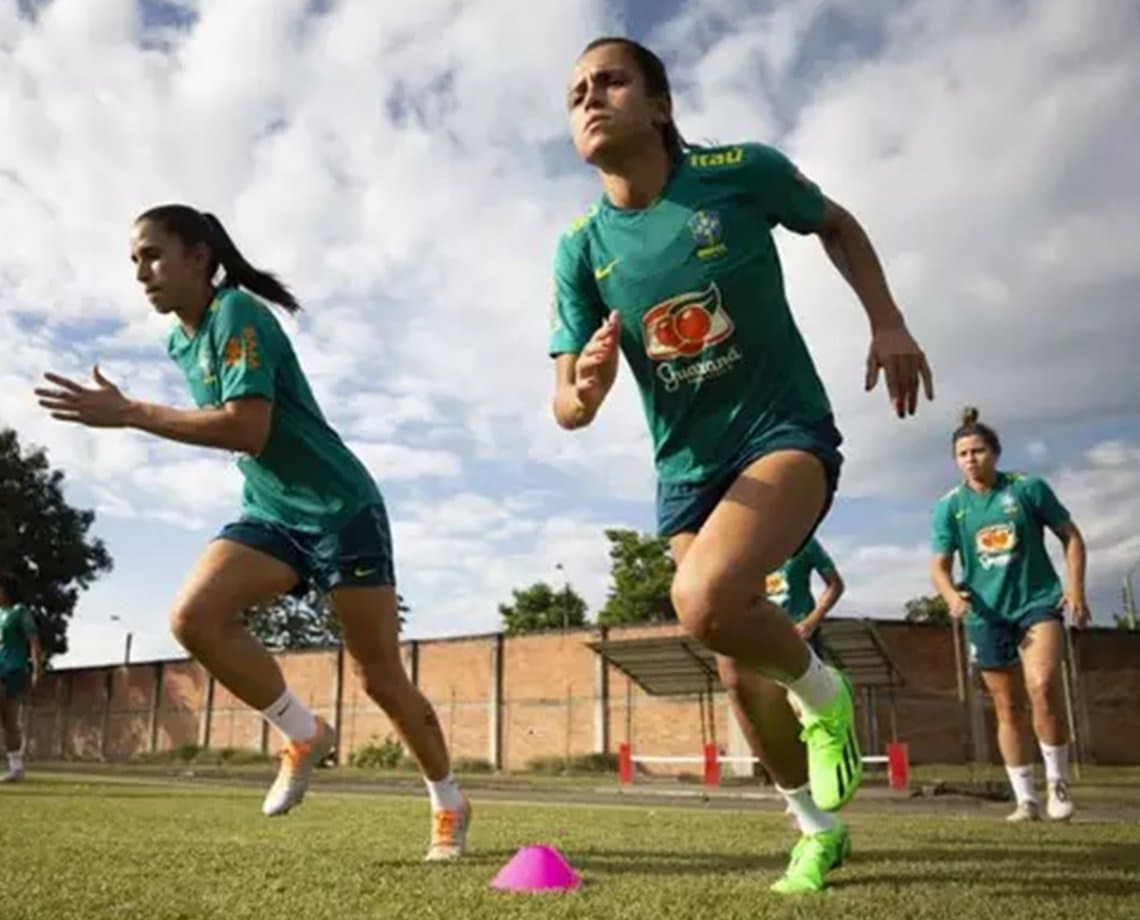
[797,569,845,636]
[552,355,597,430]
[124,398,272,456]
[551,312,620,430]
[930,553,970,618]
[817,199,904,332]
[28,635,44,680]
[36,368,271,456]
[817,199,934,416]
[1053,521,1090,626]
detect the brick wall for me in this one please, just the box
[21,620,1140,768]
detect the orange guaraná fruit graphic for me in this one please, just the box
[978,525,1014,552]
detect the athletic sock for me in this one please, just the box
[261,689,318,743]
[425,772,463,811]
[783,649,840,716]
[7,751,23,773]
[778,784,836,834]
[1005,764,1038,804]
[1039,742,1069,785]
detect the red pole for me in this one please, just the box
[887,741,909,791]
[618,742,633,785]
[703,743,720,788]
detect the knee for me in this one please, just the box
[671,570,729,647]
[1024,675,1057,710]
[168,602,219,652]
[989,689,1026,723]
[352,659,403,710]
[717,659,746,698]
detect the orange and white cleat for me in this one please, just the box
[261,717,336,817]
[425,794,472,862]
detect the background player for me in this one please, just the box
[930,407,1088,821]
[0,572,43,783]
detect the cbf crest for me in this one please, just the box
[688,209,727,260]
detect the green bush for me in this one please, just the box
[452,757,494,774]
[524,752,619,775]
[348,735,406,769]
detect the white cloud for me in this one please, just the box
[348,441,461,480]
[3,2,1138,661]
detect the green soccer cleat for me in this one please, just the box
[770,820,851,895]
[800,668,863,811]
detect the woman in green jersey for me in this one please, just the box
[550,37,933,894]
[931,407,1088,822]
[0,573,43,783]
[35,206,469,859]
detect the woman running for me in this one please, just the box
[717,539,845,825]
[0,573,43,783]
[931,407,1087,822]
[550,37,933,893]
[35,206,469,859]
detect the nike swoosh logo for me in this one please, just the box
[594,258,619,280]
[353,567,376,577]
[955,512,966,520]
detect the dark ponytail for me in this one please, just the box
[583,37,688,163]
[952,406,1002,455]
[136,204,301,314]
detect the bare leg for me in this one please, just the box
[1019,620,1067,746]
[670,451,827,682]
[980,667,1035,767]
[716,655,807,788]
[329,585,451,781]
[168,539,299,709]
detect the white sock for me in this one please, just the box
[425,772,463,811]
[1006,764,1038,804]
[778,784,836,835]
[783,650,839,716]
[1040,742,1069,785]
[7,751,23,772]
[261,689,318,742]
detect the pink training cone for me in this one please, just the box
[490,844,581,892]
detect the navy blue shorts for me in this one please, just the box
[215,502,396,596]
[966,606,1061,670]
[655,415,843,549]
[0,668,29,699]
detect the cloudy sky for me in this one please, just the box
[1,0,1138,668]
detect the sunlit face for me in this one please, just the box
[954,434,997,482]
[130,219,211,314]
[567,43,669,165]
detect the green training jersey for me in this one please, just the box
[931,472,1070,623]
[764,538,837,622]
[549,142,835,484]
[167,287,381,532]
[0,604,37,673]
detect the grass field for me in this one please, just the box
[1,772,1138,920]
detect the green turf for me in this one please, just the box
[1,775,1137,919]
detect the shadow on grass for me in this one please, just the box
[835,839,1140,898]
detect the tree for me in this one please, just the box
[596,528,677,625]
[903,593,951,625]
[498,581,588,635]
[244,590,410,650]
[0,428,113,660]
